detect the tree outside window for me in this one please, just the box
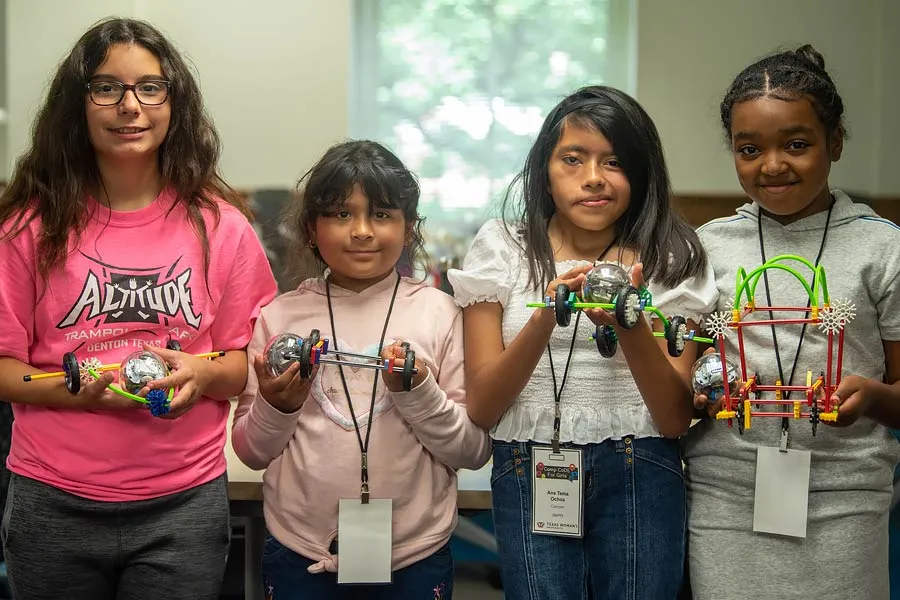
[352,0,635,272]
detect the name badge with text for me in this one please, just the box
[531,446,583,538]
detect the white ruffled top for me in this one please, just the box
[447,219,718,444]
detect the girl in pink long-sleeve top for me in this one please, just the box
[232,140,491,600]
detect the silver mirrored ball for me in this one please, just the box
[582,261,630,303]
[265,333,304,377]
[691,353,740,403]
[119,350,169,395]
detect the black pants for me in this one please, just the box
[2,473,230,600]
[0,402,13,563]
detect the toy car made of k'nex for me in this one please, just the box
[23,340,224,417]
[264,329,419,391]
[528,261,713,358]
[701,254,855,435]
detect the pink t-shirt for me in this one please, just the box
[0,189,277,501]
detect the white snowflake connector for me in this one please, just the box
[704,311,733,340]
[818,299,857,334]
[79,357,103,385]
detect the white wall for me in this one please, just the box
[874,0,900,195]
[636,0,878,195]
[8,0,136,173]
[0,0,7,175]
[136,0,351,189]
[6,0,351,189]
[4,0,897,195]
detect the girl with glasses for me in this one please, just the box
[0,17,277,600]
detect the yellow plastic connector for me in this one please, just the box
[744,400,752,430]
[793,401,801,419]
[716,410,737,420]
[820,411,839,423]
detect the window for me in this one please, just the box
[352,0,636,263]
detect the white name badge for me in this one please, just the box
[753,446,811,538]
[337,498,393,584]
[531,446,584,537]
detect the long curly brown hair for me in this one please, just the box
[0,17,248,280]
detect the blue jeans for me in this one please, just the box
[491,438,686,600]
[261,537,453,600]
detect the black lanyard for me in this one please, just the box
[757,198,834,443]
[546,240,616,453]
[325,271,401,504]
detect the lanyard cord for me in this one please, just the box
[325,271,401,502]
[546,239,617,452]
[757,198,834,437]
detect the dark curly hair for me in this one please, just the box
[0,17,248,280]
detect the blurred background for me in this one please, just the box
[2,0,898,292]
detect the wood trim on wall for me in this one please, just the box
[673,193,900,227]
[673,195,747,228]
[866,198,900,225]
[0,182,894,228]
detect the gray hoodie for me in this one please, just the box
[684,190,900,600]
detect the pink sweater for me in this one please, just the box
[232,273,491,572]
[0,190,277,501]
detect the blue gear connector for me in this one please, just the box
[147,389,170,417]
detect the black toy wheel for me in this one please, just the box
[810,398,820,436]
[735,400,745,435]
[401,343,416,392]
[666,315,687,357]
[165,339,182,352]
[63,351,80,395]
[752,372,762,406]
[555,284,572,327]
[299,329,320,379]
[595,326,617,358]
[614,285,641,329]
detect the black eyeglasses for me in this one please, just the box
[86,80,171,106]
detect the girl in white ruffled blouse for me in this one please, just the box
[448,85,718,600]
